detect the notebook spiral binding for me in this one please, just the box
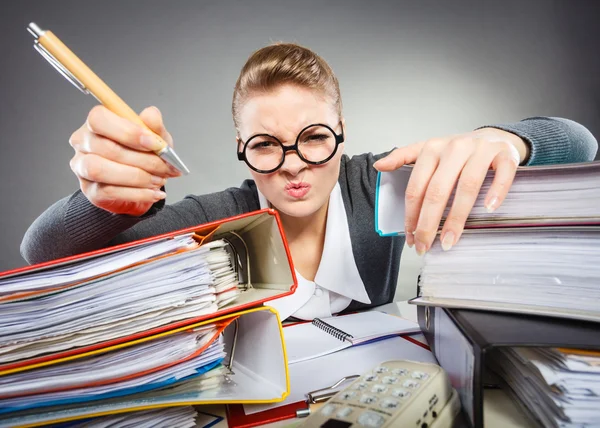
[312,318,354,342]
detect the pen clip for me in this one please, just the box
[33,41,89,95]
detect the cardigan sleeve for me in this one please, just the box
[20,181,260,266]
[479,117,598,165]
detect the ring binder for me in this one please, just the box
[312,318,354,342]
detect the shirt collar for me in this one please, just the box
[257,183,371,306]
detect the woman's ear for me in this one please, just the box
[341,117,346,138]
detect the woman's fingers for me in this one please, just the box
[85,106,154,151]
[139,106,175,148]
[413,139,472,254]
[403,139,449,248]
[438,148,496,251]
[435,143,518,252]
[484,146,519,213]
[373,143,423,172]
[71,132,177,178]
[78,178,166,214]
[70,152,167,189]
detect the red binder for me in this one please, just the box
[0,208,297,376]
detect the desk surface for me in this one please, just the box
[196,302,535,428]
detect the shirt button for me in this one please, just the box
[314,288,323,297]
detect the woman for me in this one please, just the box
[21,43,598,320]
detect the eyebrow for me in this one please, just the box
[244,122,337,142]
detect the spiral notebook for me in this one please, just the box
[283,311,420,364]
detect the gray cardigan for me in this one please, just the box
[21,117,598,311]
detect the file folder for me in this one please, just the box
[0,209,297,376]
[417,306,600,428]
[375,162,600,237]
[0,306,290,428]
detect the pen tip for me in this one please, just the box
[159,147,190,176]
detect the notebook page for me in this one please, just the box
[320,310,420,345]
[283,323,349,364]
[283,311,420,364]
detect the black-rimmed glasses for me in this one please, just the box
[237,123,345,174]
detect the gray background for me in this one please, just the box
[1,0,599,299]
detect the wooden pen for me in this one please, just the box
[27,22,190,175]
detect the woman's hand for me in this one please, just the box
[374,128,528,254]
[68,105,180,217]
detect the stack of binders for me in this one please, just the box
[0,209,298,427]
[376,161,600,427]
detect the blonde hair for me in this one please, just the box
[232,42,342,132]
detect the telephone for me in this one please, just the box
[297,360,461,428]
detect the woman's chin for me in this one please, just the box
[271,198,324,219]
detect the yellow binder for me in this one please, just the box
[0,306,290,428]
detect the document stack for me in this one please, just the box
[488,347,600,428]
[376,161,600,427]
[0,210,296,427]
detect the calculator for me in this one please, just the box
[297,360,460,428]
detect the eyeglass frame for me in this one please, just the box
[237,122,345,174]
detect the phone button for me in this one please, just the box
[382,376,398,384]
[357,411,386,427]
[392,368,408,376]
[321,404,337,416]
[380,398,400,409]
[336,407,354,418]
[412,371,429,380]
[364,374,378,382]
[403,380,420,389]
[391,389,411,398]
[340,391,356,400]
[360,394,378,404]
[371,384,388,394]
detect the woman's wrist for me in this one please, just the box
[479,127,530,165]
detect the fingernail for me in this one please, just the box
[405,230,414,248]
[154,190,167,200]
[441,231,455,251]
[140,132,161,151]
[415,239,427,256]
[485,196,499,213]
[168,165,182,177]
[151,175,165,186]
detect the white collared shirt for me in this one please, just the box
[259,183,371,320]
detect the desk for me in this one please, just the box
[196,302,535,428]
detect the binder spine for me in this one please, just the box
[312,318,354,342]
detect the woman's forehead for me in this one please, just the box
[238,85,337,140]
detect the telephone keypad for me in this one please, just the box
[299,360,448,428]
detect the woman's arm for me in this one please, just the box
[20,182,259,266]
[479,116,598,165]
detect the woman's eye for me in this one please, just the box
[250,141,277,149]
[305,134,329,142]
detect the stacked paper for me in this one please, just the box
[51,406,199,428]
[488,347,600,428]
[0,237,239,363]
[376,161,600,236]
[376,162,600,322]
[0,235,240,423]
[416,226,600,321]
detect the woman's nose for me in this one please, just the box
[279,150,307,175]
